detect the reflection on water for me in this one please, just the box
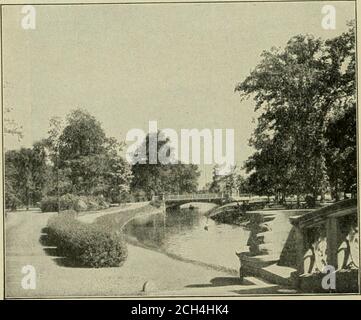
[124,205,250,271]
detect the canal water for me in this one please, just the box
[123,204,250,272]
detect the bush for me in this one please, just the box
[40,194,109,212]
[305,195,316,208]
[112,193,134,204]
[47,213,127,268]
[40,196,59,212]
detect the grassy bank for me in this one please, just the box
[95,203,164,230]
[208,202,250,226]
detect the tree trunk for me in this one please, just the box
[56,155,60,214]
[26,187,29,210]
[296,194,300,208]
[281,192,285,204]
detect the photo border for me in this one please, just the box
[0,0,359,300]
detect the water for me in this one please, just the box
[124,204,250,272]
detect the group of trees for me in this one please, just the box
[5,22,357,209]
[208,165,248,195]
[50,110,133,200]
[234,22,356,203]
[5,109,134,209]
[5,109,201,210]
[131,132,200,200]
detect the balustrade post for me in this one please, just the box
[295,226,305,276]
[326,217,340,270]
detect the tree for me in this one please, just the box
[5,145,48,209]
[236,23,356,203]
[59,109,107,161]
[99,137,133,202]
[236,34,330,201]
[325,107,356,199]
[209,165,247,195]
[30,140,50,203]
[131,132,200,199]
[5,108,133,207]
[46,117,65,212]
[324,22,356,199]
[50,109,132,201]
[5,160,21,210]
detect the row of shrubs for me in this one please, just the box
[46,211,127,268]
[40,194,109,213]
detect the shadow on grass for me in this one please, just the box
[185,277,253,288]
[39,227,86,268]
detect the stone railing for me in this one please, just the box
[289,199,358,292]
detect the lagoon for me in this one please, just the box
[124,203,250,272]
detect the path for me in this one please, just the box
[5,209,289,298]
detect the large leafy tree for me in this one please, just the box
[49,109,132,201]
[236,22,356,202]
[236,34,330,200]
[131,132,200,199]
[324,22,356,199]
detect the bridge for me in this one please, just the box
[152,193,228,209]
[153,193,269,209]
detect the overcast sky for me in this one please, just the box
[3,1,355,186]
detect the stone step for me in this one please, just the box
[260,264,297,287]
[240,254,297,287]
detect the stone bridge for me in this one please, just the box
[152,193,229,209]
[153,193,269,210]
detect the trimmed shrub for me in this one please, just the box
[40,196,59,212]
[61,193,82,211]
[47,213,127,268]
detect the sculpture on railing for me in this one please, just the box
[344,225,358,269]
[303,227,327,274]
[302,223,359,275]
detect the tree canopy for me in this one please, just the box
[236,22,356,202]
[131,132,200,199]
[5,109,133,209]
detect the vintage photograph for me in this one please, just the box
[2,0,359,298]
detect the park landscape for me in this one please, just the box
[3,3,359,297]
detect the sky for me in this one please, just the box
[2,1,355,187]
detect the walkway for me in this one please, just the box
[5,209,290,298]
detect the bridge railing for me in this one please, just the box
[152,193,272,203]
[157,193,226,201]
